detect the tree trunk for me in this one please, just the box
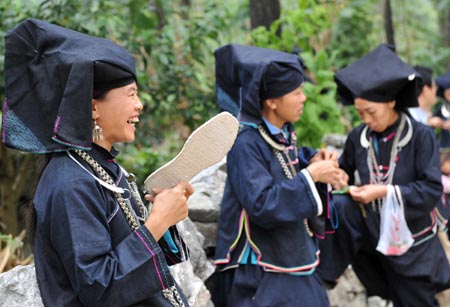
[179,0,190,20]
[249,0,280,31]
[384,0,396,46]
[150,0,166,31]
[442,6,450,47]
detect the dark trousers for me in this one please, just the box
[318,195,449,307]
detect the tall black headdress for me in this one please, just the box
[334,44,420,109]
[2,18,136,153]
[214,44,305,124]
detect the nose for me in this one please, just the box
[300,92,307,103]
[135,97,144,111]
[362,114,372,126]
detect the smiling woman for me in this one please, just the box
[92,79,143,149]
[2,18,193,307]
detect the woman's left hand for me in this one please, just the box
[332,169,349,190]
[349,184,387,204]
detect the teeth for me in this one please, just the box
[127,119,138,124]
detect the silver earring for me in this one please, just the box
[92,119,103,141]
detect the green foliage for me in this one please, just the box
[0,0,249,177]
[391,0,450,74]
[298,50,346,148]
[116,145,163,184]
[329,0,379,69]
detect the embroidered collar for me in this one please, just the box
[360,113,413,149]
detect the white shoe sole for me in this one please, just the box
[144,112,239,193]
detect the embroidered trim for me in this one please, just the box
[360,113,413,149]
[442,103,450,118]
[365,113,409,211]
[214,209,320,274]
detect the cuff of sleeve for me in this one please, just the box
[135,225,163,255]
[301,169,323,216]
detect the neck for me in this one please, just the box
[386,111,400,128]
[93,140,112,152]
[261,109,284,129]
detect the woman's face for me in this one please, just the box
[354,98,398,133]
[262,84,307,128]
[422,80,437,108]
[92,82,143,150]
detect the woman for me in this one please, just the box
[213,44,341,307]
[318,44,450,307]
[3,19,192,306]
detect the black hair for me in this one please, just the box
[93,88,109,100]
[413,65,433,96]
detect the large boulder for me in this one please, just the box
[0,264,44,307]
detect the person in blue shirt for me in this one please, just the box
[408,66,438,125]
[212,44,344,307]
[3,19,193,307]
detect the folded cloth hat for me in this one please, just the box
[335,44,420,109]
[436,71,450,99]
[215,44,305,124]
[2,18,136,153]
[93,61,135,93]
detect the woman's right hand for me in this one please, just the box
[306,160,341,185]
[144,181,194,240]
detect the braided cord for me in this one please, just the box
[75,150,141,231]
[366,113,406,211]
[258,126,313,237]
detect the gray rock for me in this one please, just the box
[0,264,44,307]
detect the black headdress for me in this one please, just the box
[335,44,420,109]
[215,44,305,124]
[2,18,136,153]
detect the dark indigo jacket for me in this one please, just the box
[34,145,188,306]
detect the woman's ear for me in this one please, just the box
[92,99,99,120]
[265,98,277,110]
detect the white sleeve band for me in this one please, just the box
[301,169,323,216]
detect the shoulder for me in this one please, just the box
[233,126,265,147]
[229,126,271,159]
[42,152,98,190]
[409,116,435,140]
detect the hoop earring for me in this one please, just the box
[92,119,104,142]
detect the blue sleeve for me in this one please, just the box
[398,126,443,219]
[49,178,174,306]
[227,135,322,228]
[298,147,317,168]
